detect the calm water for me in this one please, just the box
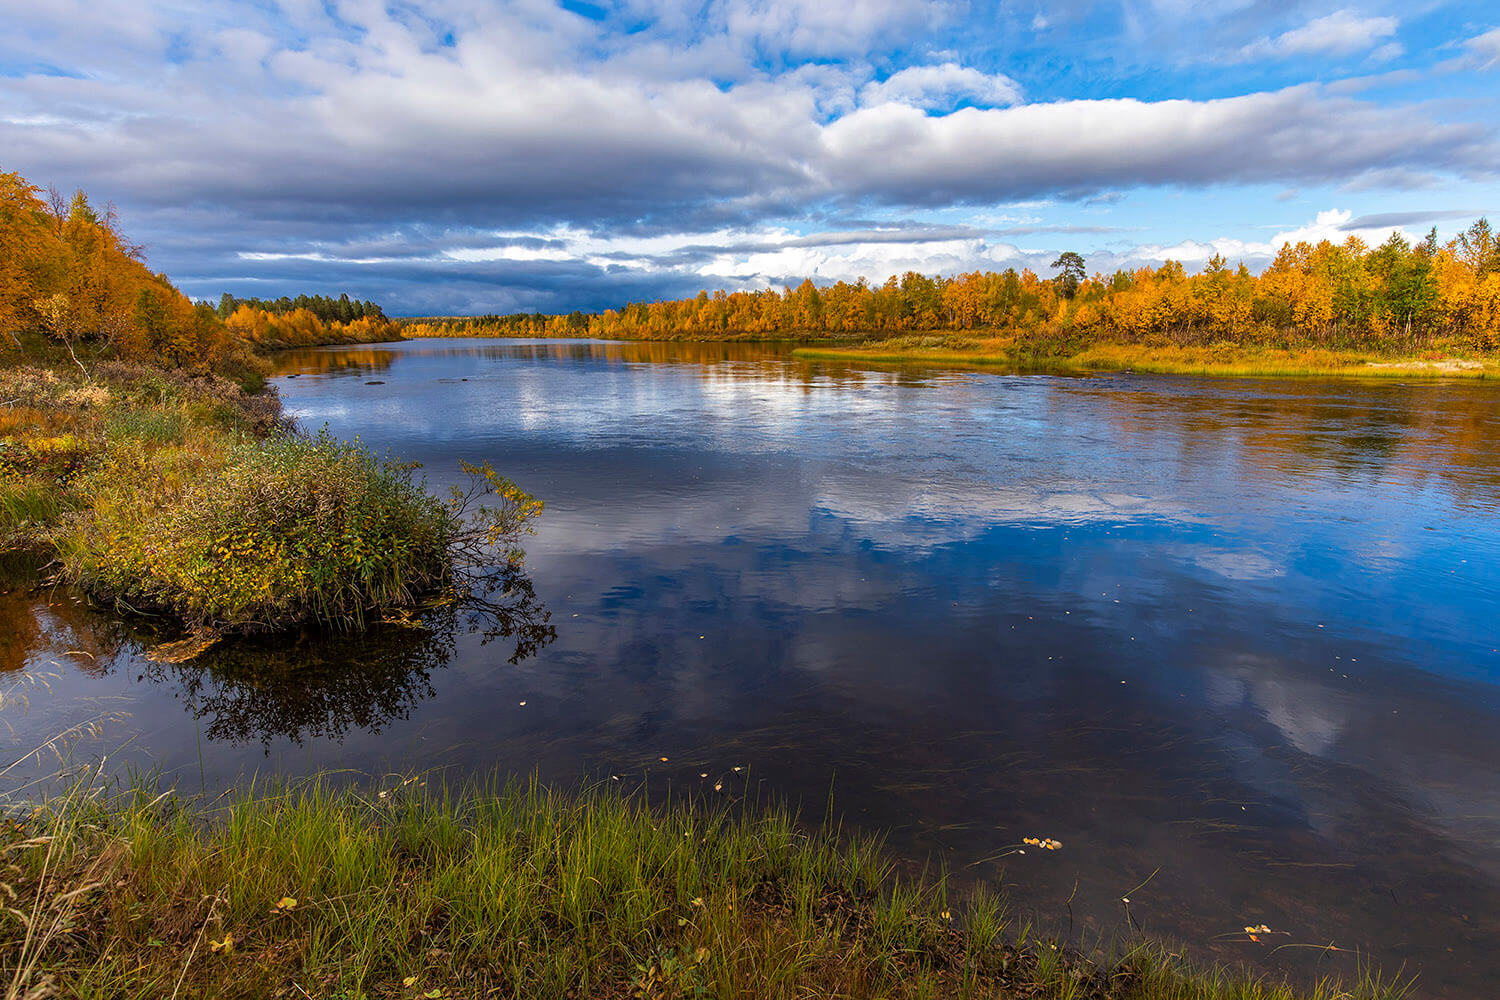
[6,338,1500,996]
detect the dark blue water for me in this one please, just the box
[5,338,1499,996]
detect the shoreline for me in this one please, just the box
[394,328,1498,380]
[1,771,1412,1000]
[791,341,1498,380]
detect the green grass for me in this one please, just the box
[793,338,1499,380]
[0,773,1414,1000]
[52,430,456,631]
[0,359,539,634]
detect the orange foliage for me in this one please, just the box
[407,223,1499,353]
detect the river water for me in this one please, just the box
[5,338,1500,996]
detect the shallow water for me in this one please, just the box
[6,338,1500,996]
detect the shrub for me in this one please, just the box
[55,430,476,631]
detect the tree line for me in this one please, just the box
[405,221,1500,352]
[213,293,385,324]
[0,168,395,364]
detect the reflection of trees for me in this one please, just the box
[1078,380,1500,505]
[145,571,554,747]
[272,346,401,377]
[0,558,128,678]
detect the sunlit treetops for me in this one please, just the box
[0,168,395,363]
[406,220,1500,351]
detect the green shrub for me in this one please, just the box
[56,430,462,631]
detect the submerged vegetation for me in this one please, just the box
[0,772,1412,1000]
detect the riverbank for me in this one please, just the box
[1,772,1409,1000]
[793,336,1498,379]
[0,340,538,637]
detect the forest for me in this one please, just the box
[403,222,1500,354]
[0,169,397,364]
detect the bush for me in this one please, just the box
[56,430,466,631]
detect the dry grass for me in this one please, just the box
[793,337,1498,379]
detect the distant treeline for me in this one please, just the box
[214,293,385,324]
[405,220,1500,351]
[402,312,587,339]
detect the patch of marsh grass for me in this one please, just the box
[0,774,1415,1000]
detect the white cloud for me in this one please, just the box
[1,0,1494,314]
[860,63,1023,111]
[1237,9,1399,61]
[1465,27,1500,70]
[818,86,1485,207]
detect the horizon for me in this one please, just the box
[4,0,1498,316]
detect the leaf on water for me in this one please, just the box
[518,701,526,706]
[659,757,669,762]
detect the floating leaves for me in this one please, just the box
[1023,837,1063,851]
[1244,923,1272,942]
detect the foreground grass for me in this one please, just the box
[1,775,1410,1000]
[793,335,1499,379]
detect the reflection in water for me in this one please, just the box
[4,338,1500,997]
[144,574,555,747]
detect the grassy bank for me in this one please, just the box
[793,335,1499,379]
[1,773,1409,1000]
[0,347,539,635]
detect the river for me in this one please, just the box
[5,338,1500,996]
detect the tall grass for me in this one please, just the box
[0,359,536,633]
[0,774,1415,1000]
[54,431,454,631]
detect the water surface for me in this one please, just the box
[6,338,1500,996]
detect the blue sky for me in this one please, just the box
[2,0,1498,315]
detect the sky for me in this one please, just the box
[2,0,1498,316]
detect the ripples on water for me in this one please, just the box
[5,339,1499,996]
